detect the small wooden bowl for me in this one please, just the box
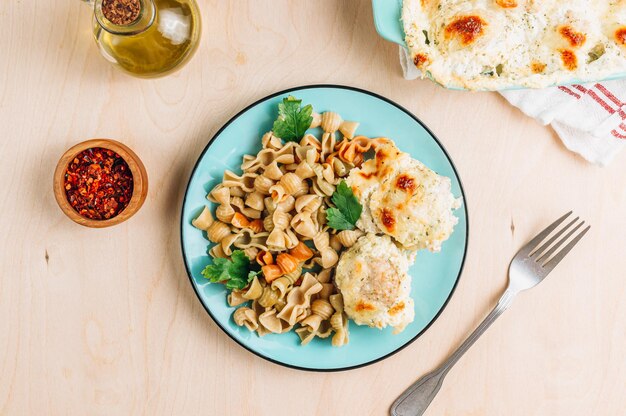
[53,139,148,228]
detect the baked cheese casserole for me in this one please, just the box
[402,0,626,89]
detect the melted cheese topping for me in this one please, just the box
[347,144,409,233]
[347,142,461,252]
[334,233,415,333]
[403,0,626,89]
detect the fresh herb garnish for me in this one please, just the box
[326,180,363,231]
[272,96,313,142]
[201,250,257,290]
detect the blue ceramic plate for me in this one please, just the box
[181,85,468,371]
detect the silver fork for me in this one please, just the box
[390,212,590,416]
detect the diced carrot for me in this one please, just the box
[276,253,299,274]
[256,250,273,266]
[231,212,250,228]
[262,265,283,283]
[289,242,314,261]
[248,219,264,233]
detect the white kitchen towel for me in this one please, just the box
[400,47,626,165]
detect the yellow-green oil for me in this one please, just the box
[94,0,201,78]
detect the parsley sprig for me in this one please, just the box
[201,250,260,290]
[326,181,363,231]
[272,96,313,142]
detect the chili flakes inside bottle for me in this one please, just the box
[64,147,134,220]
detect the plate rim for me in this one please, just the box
[179,84,470,372]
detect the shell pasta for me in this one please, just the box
[193,99,395,346]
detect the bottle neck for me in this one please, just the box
[93,0,156,36]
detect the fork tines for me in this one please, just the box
[527,211,590,268]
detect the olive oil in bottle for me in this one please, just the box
[89,0,201,78]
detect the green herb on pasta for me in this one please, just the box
[201,250,256,290]
[326,181,363,231]
[272,96,313,142]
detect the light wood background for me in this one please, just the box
[1,1,625,415]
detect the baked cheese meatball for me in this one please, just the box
[334,233,415,334]
[347,142,460,252]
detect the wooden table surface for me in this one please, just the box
[1,1,625,415]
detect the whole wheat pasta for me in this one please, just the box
[299,133,321,150]
[228,290,249,307]
[222,170,257,193]
[245,191,265,211]
[230,197,262,219]
[253,175,274,195]
[336,229,365,248]
[309,112,322,129]
[215,203,235,223]
[206,221,231,244]
[263,161,284,181]
[299,298,334,332]
[261,132,283,150]
[192,206,214,230]
[193,106,415,347]
[320,112,342,133]
[233,307,259,331]
[258,308,292,334]
[329,294,349,347]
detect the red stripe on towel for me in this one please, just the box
[559,86,581,99]
[611,129,626,139]
[586,89,615,114]
[573,84,588,93]
[595,83,622,106]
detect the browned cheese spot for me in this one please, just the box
[615,27,626,45]
[559,49,578,71]
[495,0,517,8]
[374,148,394,178]
[388,301,406,316]
[531,62,547,73]
[559,25,586,48]
[444,16,487,46]
[380,208,396,232]
[413,53,430,68]
[355,301,376,312]
[395,174,416,194]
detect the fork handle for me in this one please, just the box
[390,289,517,416]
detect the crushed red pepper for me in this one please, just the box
[64,147,133,220]
[102,0,141,26]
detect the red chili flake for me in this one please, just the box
[64,147,133,220]
[101,0,141,26]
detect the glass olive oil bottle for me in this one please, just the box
[84,0,201,78]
